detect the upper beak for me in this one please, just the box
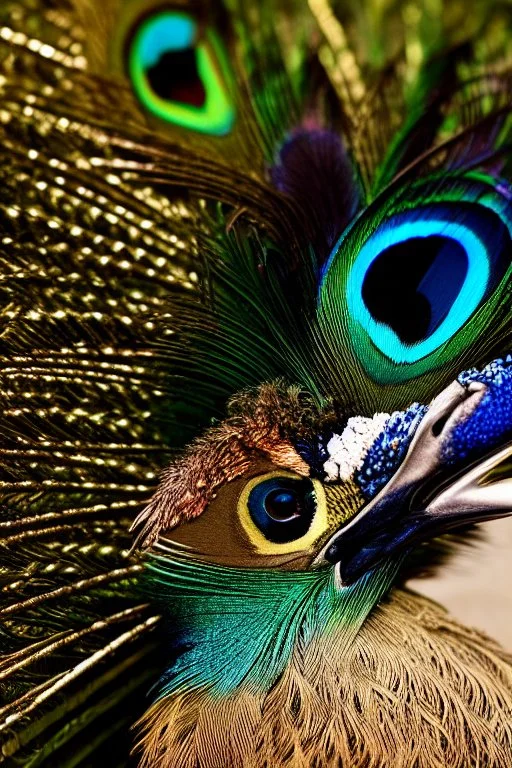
[317,378,512,584]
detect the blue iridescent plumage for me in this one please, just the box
[3,2,512,767]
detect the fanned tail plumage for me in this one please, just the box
[1,0,512,764]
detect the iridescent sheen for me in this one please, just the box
[127,11,235,135]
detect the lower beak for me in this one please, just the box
[318,376,512,584]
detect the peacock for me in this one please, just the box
[1,0,512,765]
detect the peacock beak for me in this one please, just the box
[318,377,512,584]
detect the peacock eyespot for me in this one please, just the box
[126,10,235,135]
[361,234,469,345]
[320,178,512,384]
[347,202,511,366]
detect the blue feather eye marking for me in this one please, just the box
[126,10,235,135]
[247,477,316,543]
[319,176,512,384]
[347,203,502,364]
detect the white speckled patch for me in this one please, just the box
[323,414,390,482]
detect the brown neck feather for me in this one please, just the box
[135,588,512,767]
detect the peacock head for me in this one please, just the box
[132,355,512,690]
[135,357,512,571]
[131,162,512,655]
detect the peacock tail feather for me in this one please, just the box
[1,0,512,765]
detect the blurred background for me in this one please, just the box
[410,518,512,649]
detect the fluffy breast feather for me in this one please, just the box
[135,589,512,767]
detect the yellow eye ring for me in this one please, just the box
[237,471,327,555]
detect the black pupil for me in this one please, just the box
[362,235,468,344]
[146,48,206,107]
[264,490,301,522]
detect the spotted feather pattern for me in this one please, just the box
[1,1,512,766]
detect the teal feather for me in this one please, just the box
[145,550,402,697]
[1,0,512,765]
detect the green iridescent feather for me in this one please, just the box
[1,0,512,765]
[144,552,402,698]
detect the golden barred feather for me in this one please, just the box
[1,0,512,766]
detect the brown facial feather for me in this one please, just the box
[132,383,335,548]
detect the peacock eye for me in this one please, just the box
[361,232,470,347]
[319,177,512,385]
[347,202,511,365]
[246,476,317,544]
[126,9,235,135]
